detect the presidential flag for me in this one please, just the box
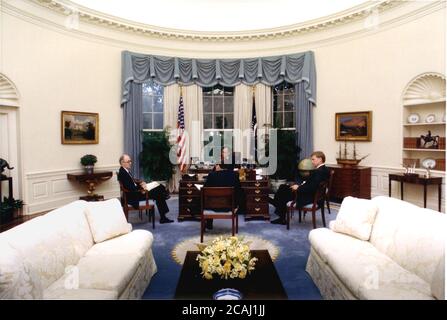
[251,89,258,161]
[177,94,186,173]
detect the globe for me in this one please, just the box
[297,158,315,179]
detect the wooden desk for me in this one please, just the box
[178,175,270,221]
[174,250,287,300]
[388,174,442,211]
[178,169,270,221]
[67,171,113,201]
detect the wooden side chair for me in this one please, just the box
[118,181,155,229]
[286,181,328,230]
[200,187,238,243]
[325,169,335,214]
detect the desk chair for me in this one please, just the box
[286,181,328,230]
[118,181,155,229]
[200,187,237,243]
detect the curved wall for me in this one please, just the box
[0,0,444,213]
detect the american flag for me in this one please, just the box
[177,94,187,173]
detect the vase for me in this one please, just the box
[84,165,94,175]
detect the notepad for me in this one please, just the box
[144,181,160,192]
[256,175,263,180]
[255,169,262,174]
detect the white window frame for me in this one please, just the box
[142,82,164,132]
[272,82,296,130]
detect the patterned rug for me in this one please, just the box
[171,233,280,265]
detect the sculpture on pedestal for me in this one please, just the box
[0,158,14,179]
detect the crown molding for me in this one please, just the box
[29,0,404,41]
[2,0,445,57]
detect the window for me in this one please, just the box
[142,82,164,130]
[203,85,234,130]
[202,85,234,161]
[272,82,295,129]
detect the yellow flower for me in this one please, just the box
[197,236,257,280]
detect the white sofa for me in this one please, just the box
[306,196,446,300]
[0,199,157,299]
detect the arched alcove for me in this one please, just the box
[0,74,21,199]
[402,72,446,172]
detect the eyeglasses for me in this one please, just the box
[123,160,132,163]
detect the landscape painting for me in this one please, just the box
[335,111,372,141]
[61,111,99,144]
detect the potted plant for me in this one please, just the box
[140,128,175,186]
[270,127,299,191]
[0,197,23,224]
[80,154,97,175]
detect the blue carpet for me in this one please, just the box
[131,196,338,300]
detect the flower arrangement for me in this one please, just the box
[196,236,258,280]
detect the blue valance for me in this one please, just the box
[121,50,316,106]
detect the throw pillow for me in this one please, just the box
[84,198,132,243]
[330,196,378,241]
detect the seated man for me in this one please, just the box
[118,154,173,223]
[269,151,330,225]
[219,146,235,170]
[203,161,244,229]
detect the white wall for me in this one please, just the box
[0,0,444,214]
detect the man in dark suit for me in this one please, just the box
[203,161,244,229]
[269,151,330,225]
[118,154,173,223]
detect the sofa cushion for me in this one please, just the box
[431,257,445,300]
[85,230,154,258]
[309,228,433,299]
[84,198,132,243]
[44,277,118,300]
[330,196,378,241]
[75,253,140,295]
[0,241,43,299]
[370,196,446,284]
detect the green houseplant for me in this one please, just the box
[269,123,299,190]
[0,197,23,224]
[80,154,97,174]
[140,128,175,183]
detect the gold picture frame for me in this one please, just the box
[61,111,99,144]
[335,111,372,141]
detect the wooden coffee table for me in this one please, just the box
[174,250,287,300]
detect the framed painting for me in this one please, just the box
[335,111,372,141]
[61,111,99,144]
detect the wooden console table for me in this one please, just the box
[67,171,113,201]
[388,174,442,211]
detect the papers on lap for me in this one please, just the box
[144,181,160,191]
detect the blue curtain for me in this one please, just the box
[123,82,143,179]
